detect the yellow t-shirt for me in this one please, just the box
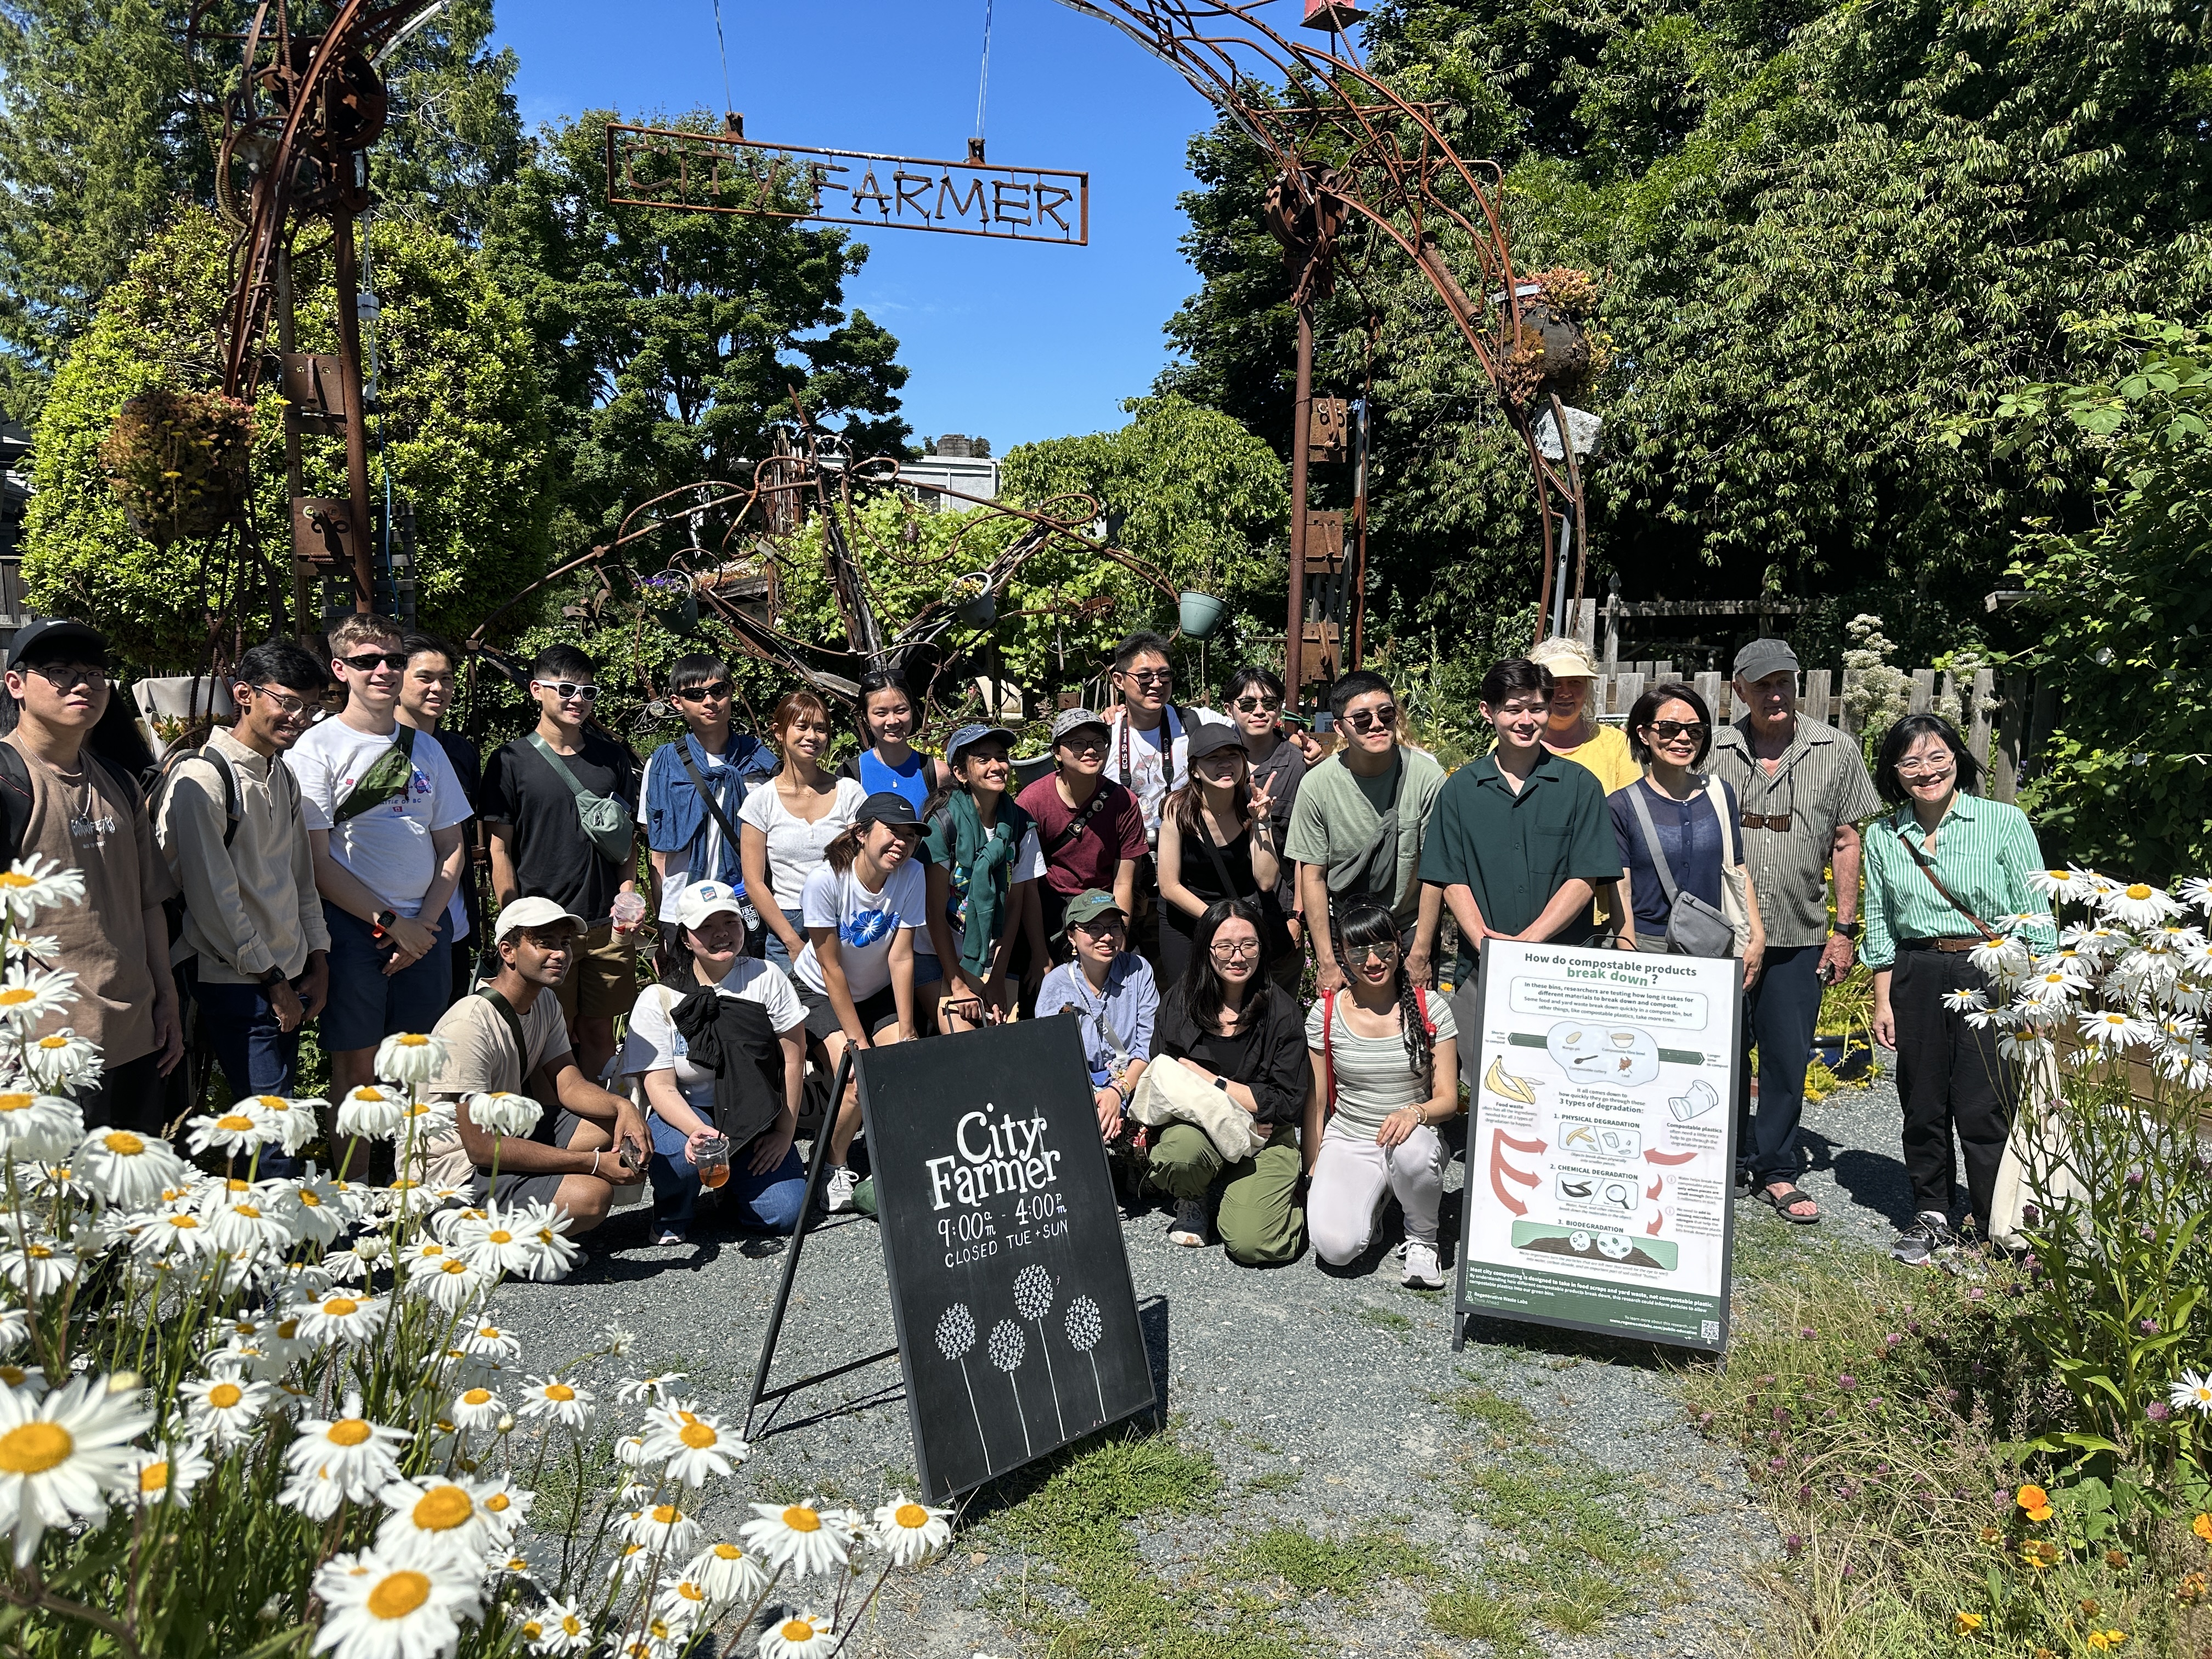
[1550,722,1641,796]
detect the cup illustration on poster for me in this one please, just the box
[1065,1294,1107,1420]
[1012,1265,1068,1440]
[934,1303,990,1458]
[988,1318,1033,1457]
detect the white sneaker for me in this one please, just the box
[823,1166,858,1214]
[1402,1240,1444,1289]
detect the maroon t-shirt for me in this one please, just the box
[1014,774,1148,897]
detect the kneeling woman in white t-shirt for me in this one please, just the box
[619,878,809,1246]
[793,791,929,1212]
[1305,899,1462,1289]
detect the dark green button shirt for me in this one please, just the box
[1420,749,1622,978]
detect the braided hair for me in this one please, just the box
[1333,900,1432,1076]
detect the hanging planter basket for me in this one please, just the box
[101,388,255,547]
[1178,590,1227,639]
[950,572,998,629]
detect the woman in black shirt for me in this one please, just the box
[1145,898,1310,1265]
[1156,722,1290,989]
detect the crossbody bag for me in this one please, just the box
[1623,780,1737,958]
[1892,820,2000,942]
[528,733,635,864]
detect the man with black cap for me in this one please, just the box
[1015,707,1146,960]
[1702,636,1883,1226]
[0,618,183,1129]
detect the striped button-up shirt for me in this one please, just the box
[1861,794,2055,968]
[1702,715,1883,948]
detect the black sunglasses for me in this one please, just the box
[673,681,733,702]
[1645,719,1709,742]
[341,651,409,673]
[1344,706,1397,732]
[1233,696,1281,713]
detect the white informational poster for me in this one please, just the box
[1452,941,1743,1353]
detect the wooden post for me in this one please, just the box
[1804,669,1832,729]
[1908,668,1936,714]
[1993,674,2029,802]
[1601,575,1622,667]
[1694,671,1722,722]
[1285,301,1313,699]
[1967,667,1996,766]
[1574,597,1596,654]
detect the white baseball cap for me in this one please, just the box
[494,895,587,943]
[674,879,746,930]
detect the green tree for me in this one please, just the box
[368,0,523,242]
[484,109,911,550]
[25,206,554,666]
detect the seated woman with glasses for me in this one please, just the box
[1608,682,1765,980]
[1304,900,1462,1286]
[1863,713,2051,1266]
[641,652,780,963]
[837,668,950,817]
[1143,898,1311,1263]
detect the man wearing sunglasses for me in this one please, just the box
[482,643,641,1084]
[154,638,331,1138]
[0,618,184,1131]
[1285,670,1447,993]
[1701,637,1881,1209]
[286,612,473,1105]
[640,652,778,962]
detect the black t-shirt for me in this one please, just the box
[432,728,485,936]
[481,730,639,921]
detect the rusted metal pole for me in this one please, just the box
[332,213,376,613]
[275,247,312,638]
[1285,298,1313,698]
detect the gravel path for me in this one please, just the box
[487,1058,1916,1657]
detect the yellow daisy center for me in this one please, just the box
[208,1383,242,1409]
[783,1505,821,1533]
[367,1570,431,1620]
[35,1037,65,1051]
[101,1131,144,1155]
[138,1459,169,1492]
[0,873,31,889]
[300,1192,323,1208]
[24,1245,49,1260]
[235,1205,261,1219]
[323,1297,359,1317]
[487,1229,511,1244]
[0,990,38,1007]
[0,1421,72,1474]
[486,1492,510,1513]
[167,1216,199,1231]
[0,1094,32,1113]
[679,1422,716,1448]
[351,1087,386,1101]
[396,1034,429,1047]
[275,1320,298,1340]
[544,1383,575,1402]
[781,1619,818,1641]
[2126,884,2153,900]
[215,1115,253,1132]
[713,1542,744,1559]
[676,1581,704,1601]
[462,1389,492,1406]
[326,1419,373,1447]
[438,1261,467,1276]
[652,1504,680,1524]
[413,1486,473,1531]
[894,1502,928,1528]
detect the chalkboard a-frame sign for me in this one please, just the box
[859,1017,1156,1501]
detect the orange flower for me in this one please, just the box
[2016,1483,2054,1523]
[2177,1571,2207,1605]
[2195,1513,2212,1544]
[1954,1611,1985,1634]
[2086,1631,2127,1651]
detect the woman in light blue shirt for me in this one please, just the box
[1035,889,1157,1139]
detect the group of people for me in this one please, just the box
[1,608,2045,1272]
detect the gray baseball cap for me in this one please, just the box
[1050,707,1110,744]
[1733,637,1801,682]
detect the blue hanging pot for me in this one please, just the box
[1178,589,1226,639]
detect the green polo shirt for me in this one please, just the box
[1420,748,1622,978]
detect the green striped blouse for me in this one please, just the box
[1861,793,2055,968]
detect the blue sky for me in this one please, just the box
[492,0,1227,451]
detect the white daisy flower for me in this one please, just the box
[1967,935,2032,981]
[0,1307,26,1356]
[198,1184,295,1255]
[288,1174,346,1245]
[642,1406,746,1487]
[445,1209,540,1278]
[612,1432,651,1467]
[477,1477,533,1541]
[375,1474,501,1567]
[244,1094,323,1156]
[758,1611,837,1659]
[0,1238,77,1297]
[2155,1036,2212,1091]
[1995,910,2053,937]
[75,1127,188,1208]
[2169,1370,2212,1415]
[455,1322,520,1362]
[311,1547,481,1659]
[2077,1008,2157,1051]
[27,1160,88,1201]
[279,1460,350,1521]
[600,1322,637,1356]
[868,1494,952,1567]
[2021,967,2090,1006]
[450,1386,504,1432]
[293,1291,388,1346]
[623,1499,701,1557]
[656,1572,719,1623]
[373,1032,449,1086]
[392,1098,457,1142]
[513,1199,582,1282]
[740,1500,855,1579]
[0,855,84,924]
[522,1596,592,1655]
[465,1092,542,1139]
[412,1255,491,1314]
[285,1392,411,1502]
[0,1092,81,1161]
[0,1364,49,1400]
[128,1203,212,1262]
[686,1539,769,1605]
[181,1372,271,1450]
[334,1085,408,1141]
[606,1540,654,1583]
[1940,988,1988,1014]
[184,1108,278,1160]
[516,1376,594,1429]
[119,1442,213,1508]
[1998,1026,2056,1065]
[0,1370,149,1565]
[2176,875,2212,915]
[20,1030,100,1093]
[2101,881,2179,929]
[616,1372,690,1406]
[0,964,78,1031]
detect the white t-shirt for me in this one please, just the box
[911,823,1045,961]
[617,959,806,1121]
[738,777,865,911]
[641,740,773,922]
[286,715,472,917]
[794,857,927,1000]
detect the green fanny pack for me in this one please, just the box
[528,733,635,864]
[332,725,417,823]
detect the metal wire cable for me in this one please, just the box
[975,0,994,144]
[712,0,734,117]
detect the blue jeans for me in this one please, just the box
[1737,944,1823,1187]
[646,1110,807,1236]
[191,974,303,1176]
[763,905,808,974]
[321,904,452,1053]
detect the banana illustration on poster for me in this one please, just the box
[1453,941,1743,1353]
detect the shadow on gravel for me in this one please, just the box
[1802,1127,1916,1226]
[1454,1310,1712,1376]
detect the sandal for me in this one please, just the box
[1754,1183,1820,1225]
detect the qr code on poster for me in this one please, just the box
[1700,1320,1721,1342]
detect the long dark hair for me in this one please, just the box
[1180,898,1270,1035]
[1167,749,1251,841]
[1875,713,1981,806]
[854,669,916,749]
[1332,899,1433,1075]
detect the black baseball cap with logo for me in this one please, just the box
[5,619,108,670]
[856,790,925,830]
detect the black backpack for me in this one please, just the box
[0,740,156,865]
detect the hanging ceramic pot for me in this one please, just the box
[1178,590,1226,639]
[952,572,997,628]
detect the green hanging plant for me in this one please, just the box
[100,387,255,547]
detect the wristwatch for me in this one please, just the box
[373,908,398,933]
[257,965,289,988]
[1834,921,1861,940]
[1212,1075,1228,1093]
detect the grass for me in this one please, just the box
[1357,1304,1415,1335]
[1428,1383,1538,1442]
[1232,1526,1441,1606]
[1241,1468,1303,1494]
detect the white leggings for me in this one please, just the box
[1308,1118,1446,1265]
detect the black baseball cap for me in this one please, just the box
[1186,720,1250,761]
[6,619,108,670]
[856,790,924,830]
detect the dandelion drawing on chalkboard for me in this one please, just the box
[1011,1265,1068,1441]
[988,1318,1034,1457]
[935,1302,989,1458]
[1065,1294,1106,1420]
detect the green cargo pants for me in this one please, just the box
[1145,1121,1305,1266]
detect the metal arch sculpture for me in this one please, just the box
[1043,0,1597,668]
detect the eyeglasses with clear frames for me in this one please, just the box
[1209,938,1262,961]
[24,662,109,691]
[1347,940,1401,963]
[245,685,316,720]
[1895,757,1957,778]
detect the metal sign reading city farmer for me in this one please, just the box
[859,1018,1153,1501]
[605,123,1088,245]
[1453,941,1745,1355]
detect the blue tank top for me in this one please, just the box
[857,748,930,814]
